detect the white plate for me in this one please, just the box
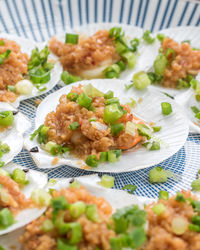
[0,33,62,108]
[140,26,200,97]
[0,103,31,165]
[0,162,48,235]
[53,23,154,84]
[25,79,189,172]
[0,175,153,249]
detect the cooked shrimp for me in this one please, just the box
[116,131,142,150]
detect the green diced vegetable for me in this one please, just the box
[154,54,167,76]
[142,30,155,44]
[189,224,200,232]
[68,122,80,130]
[159,190,169,200]
[29,68,50,84]
[152,203,166,215]
[136,124,152,140]
[165,48,175,62]
[150,141,160,151]
[175,192,186,203]
[195,113,200,120]
[45,141,69,156]
[82,84,104,97]
[157,33,165,42]
[104,90,114,99]
[133,71,151,90]
[149,166,168,183]
[152,126,162,132]
[126,98,136,108]
[99,152,108,163]
[110,123,124,136]
[0,208,14,229]
[161,102,172,115]
[103,104,123,124]
[42,219,54,232]
[67,92,79,102]
[65,33,79,44]
[125,83,134,90]
[85,155,99,167]
[86,204,100,222]
[105,97,119,105]
[121,51,137,68]
[191,179,200,192]
[99,175,115,188]
[122,184,137,194]
[7,85,16,92]
[177,79,190,89]
[130,38,140,52]
[109,27,123,39]
[0,169,10,177]
[108,151,117,163]
[69,201,86,218]
[77,93,92,109]
[57,238,78,250]
[12,168,27,185]
[191,215,200,226]
[67,222,82,244]
[31,189,51,206]
[104,64,121,79]
[51,196,69,211]
[0,50,11,65]
[70,180,80,189]
[116,60,126,71]
[61,71,81,85]
[0,111,14,126]
[89,117,96,122]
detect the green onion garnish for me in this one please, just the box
[104,90,114,99]
[0,40,5,46]
[67,92,79,102]
[175,192,186,203]
[99,152,108,163]
[110,123,124,136]
[152,126,162,132]
[158,190,169,200]
[191,179,200,192]
[191,106,200,114]
[0,50,11,65]
[61,71,81,85]
[85,155,99,167]
[122,184,137,194]
[142,30,155,44]
[0,111,14,126]
[105,97,119,105]
[133,71,151,90]
[69,201,86,218]
[157,33,165,42]
[149,166,168,183]
[121,51,137,68]
[0,208,15,229]
[130,37,140,52]
[68,122,80,131]
[161,102,172,115]
[65,33,79,44]
[7,85,16,93]
[154,54,167,76]
[77,93,92,110]
[152,203,166,215]
[181,40,191,44]
[125,82,134,90]
[99,175,115,188]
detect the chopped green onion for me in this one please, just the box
[121,51,137,68]
[0,246,5,250]
[126,98,136,108]
[195,112,200,120]
[29,68,50,84]
[191,215,200,226]
[104,90,114,99]
[152,203,165,215]
[108,151,117,163]
[136,124,152,140]
[51,196,69,211]
[31,189,51,206]
[0,50,11,65]
[171,217,188,235]
[67,222,82,244]
[82,84,104,97]
[159,190,169,200]
[191,179,200,192]
[105,97,119,105]
[150,141,160,151]
[85,155,99,167]
[110,123,124,136]
[69,201,86,218]
[154,54,167,76]
[42,219,54,232]
[163,92,174,99]
[161,102,172,115]
[86,204,100,222]
[70,180,80,188]
[177,79,190,89]
[89,117,96,122]
[103,104,123,124]
[68,122,80,130]
[7,85,16,92]
[77,93,92,109]
[125,82,134,90]
[152,126,162,132]
[149,166,168,183]
[165,48,175,62]
[122,184,137,194]
[175,192,186,203]
[12,168,27,185]
[99,152,108,163]
[189,223,200,232]
[133,71,151,90]
[57,239,77,250]
[0,111,14,126]
[109,27,123,39]
[0,169,10,177]
[130,38,140,52]
[45,141,70,155]
[30,125,49,144]
[147,72,163,84]
[0,40,5,46]
[65,33,79,44]
[0,208,15,229]
[142,30,155,44]
[67,92,79,102]
[99,175,115,188]
[157,33,165,42]
[116,60,126,71]
[104,64,121,79]
[61,71,81,85]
